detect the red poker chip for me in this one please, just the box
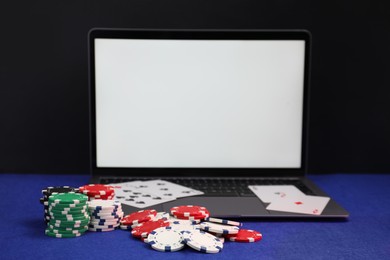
[131,219,170,238]
[172,214,206,221]
[88,194,115,200]
[173,208,210,219]
[170,205,209,217]
[120,209,157,225]
[79,184,115,196]
[225,229,263,242]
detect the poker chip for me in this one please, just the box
[147,226,185,252]
[48,193,88,205]
[120,209,157,226]
[79,184,115,197]
[204,217,242,227]
[89,223,120,229]
[172,215,204,222]
[225,229,263,242]
[87,199,121,210]
[171,205,209,218]
[131,219,170,238]
[182,229,223,253]
[88,227,116,232]
[151,212,170,221]
[120,225,132,230]
[87,199,123,232]
[199,222,240,235]
[45,229,82,238]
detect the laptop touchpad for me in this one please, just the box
[162,197,268,218]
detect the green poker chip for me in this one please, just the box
[48,193,88,205]
[49,209,88,216]
[45,229,82,238]
[49,205,88,211]
[47,226,88,235]
[49,218,90,227]
[49,214,90,221]
[48,224,88,231]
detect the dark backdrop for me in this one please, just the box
[1,0,389,174]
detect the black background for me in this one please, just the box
[1,0,389,174]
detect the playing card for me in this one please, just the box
[130,179,204,199]
[248,185,306,203]
[266,194,330,215]
[109,182,176,208]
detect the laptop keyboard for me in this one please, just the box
[100,177,315,197]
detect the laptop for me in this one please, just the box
[88,28,349,218]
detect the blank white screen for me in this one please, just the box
[95,39,305,168]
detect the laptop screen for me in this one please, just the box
[91,30,309,172]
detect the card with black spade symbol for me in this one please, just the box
[109,183,176,208]
[131,179,204,199]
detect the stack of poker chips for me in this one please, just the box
[40,186,79,223]
[45,192,90,238]
[120,205,262,253]
[87,199,124,232]
[78,184,115,200]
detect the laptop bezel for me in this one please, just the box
[88,28,311,178]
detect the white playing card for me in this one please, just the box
[266,194,330,215]
[248,185,306,203]
[131,179,204,199]
[109,183,176,208]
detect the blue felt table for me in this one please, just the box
[1,173,389,259]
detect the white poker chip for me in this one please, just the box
[182,229,223,253]
[204,217,242,227]
[169,217,200,225]
[120,225,132,230]
[199,222,239,234]
[151,212,170,221]
[169,218,200,232]
[88,227,116,232]
[147,226,185,252]
[87,200,121,210]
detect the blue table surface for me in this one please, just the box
[0,173,389,259]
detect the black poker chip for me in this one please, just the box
[40,186,79,223]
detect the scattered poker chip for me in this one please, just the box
[131,219,170,238]
[79,184,115,196]
[225,229,263,242]
[147,226,185,252]
[182,229,224,254]
[151,212,170,221]
[199,222,239,235]
[121,209,157,225]
[169,217,200,225]
[204,217,242,227]
[120,225,132,230]
[172,214,204,221]
[171,205,209,218]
